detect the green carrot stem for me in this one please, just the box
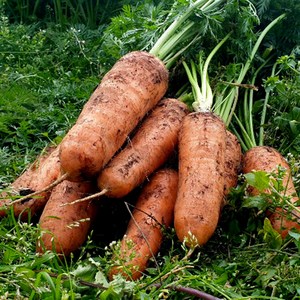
[224,14,286,126]
[150,0,225,65]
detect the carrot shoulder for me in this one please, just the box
[97,98,189,198]
[242,146,300,238]
[36,180,99,256]
[0,146,61,220]
[174,112,226,246]
[59,51,169,182]
[108,168,178,281]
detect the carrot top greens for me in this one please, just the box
[0,0,299,299]
[180,13,286,126]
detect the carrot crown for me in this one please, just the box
[182,33,231,113]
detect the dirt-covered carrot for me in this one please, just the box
[108,168,178,281]
[174,112,227,245]
[242,146,300,238]
[173,102,241,247]
[224,130,242,198]
[173,34,234,246]
[0,146,61,220]
[36,180,99,256]
[174,16,284,246]
[58,0,228,183]
[97,98,189,198]
[59,51,168,182]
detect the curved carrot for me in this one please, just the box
[0,146,61,220]
[36,180,98,256]
[242,146,300,238]
[97,98,189,198]
[108,168,178,281]
[174,112,227,246]
[59,51,168,182]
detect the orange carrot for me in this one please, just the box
[0,146,61,220]
[36,180,98,256]
[242,146,300,238]
[108,168,178,281]
[174,112,227,246]
[59,51,168,182]
[97,98,189,198]
[224,130,242,198]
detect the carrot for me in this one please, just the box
[242,146,300,238]
[59,51,168,182]
[174,112,227,246]
[224,130,242,198]
[36,180,99,256]
[173,33,245,247]
[97,98,189,198]
[108,168,178,281]
[0,146,61,220]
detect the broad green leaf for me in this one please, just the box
[288,231,300,241]
[255,267,277,288]
[242,195,269,210]
[95,270,109,288]
[259,218,282,249]
[71,263,97,282]
[244,171,270,192]
[99,287,121,300]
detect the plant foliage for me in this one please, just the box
[0,0,299,299]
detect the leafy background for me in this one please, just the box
[0,0,299,298]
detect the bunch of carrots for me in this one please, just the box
[0,0,299,282]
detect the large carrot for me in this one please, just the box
[58,0,229,183]
[173,34,236,246]
[174,112,227,245]
[36,180,99,256]
[242,146,300,239]
[59,51,168,182]
[108,168,178,281]
[97,98,189,198]
[0,146,61,220]
[174,16,284,246]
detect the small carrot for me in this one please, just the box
[242,146,300,238]
[59,51,169,182]
[0,146,61,220]
[108,168,178,281]
[36,180,99,256]
[97,98,189,198]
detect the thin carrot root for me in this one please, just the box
[98,97,189,198]
[59,51,169,182]
[60,188,108,207]
[174,112,227,246]
[36,180,99,256]
[108,168,178,281]
[10,173,68,206]
[242,146,300,238]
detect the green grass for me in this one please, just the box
[0,16,104,178]
[0,197,299,299]
[2,0,135,29]
[0,2,299,299]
